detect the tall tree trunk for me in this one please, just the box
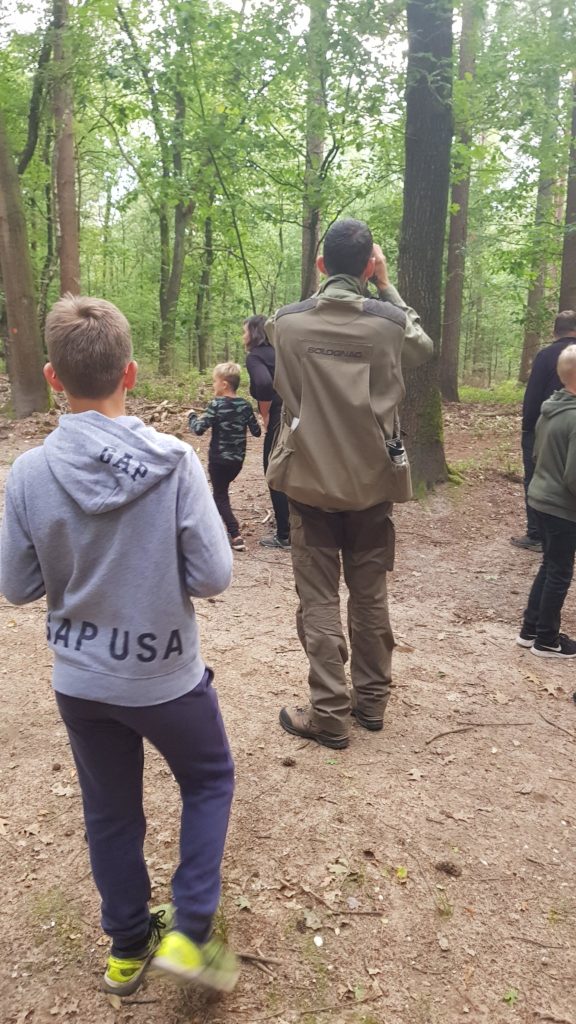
[52,0,80,294]
[157,90,195,375]
[518,64,561,382]
[102,174,112,297]
[195,196,215,373]
[398,0,453,488]
[38,126,56,339]
[440,0,482,403]
[0,111,49,417]
[518,161,557,381]
[559,74,576,311]
[301,0,329,300]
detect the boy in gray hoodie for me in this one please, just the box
[0,296,239,996]
[516,344,576,659]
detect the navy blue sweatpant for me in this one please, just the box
[56,670,234,953]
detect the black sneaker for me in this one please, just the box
[532,634,576,659]
[510,535,542,552]
[516,625,537,648]
[259,535,291,550]
[230,535,246,552]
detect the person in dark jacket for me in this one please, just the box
[512,310,576,551]
[516,344,576,659]
[188,361,261,552]
[243,314,291,549]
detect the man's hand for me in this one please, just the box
[371,244,389,291]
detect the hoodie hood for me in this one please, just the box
[43,411,189,514]
[540,388,576,420]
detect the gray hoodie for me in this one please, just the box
[0,412,233,705]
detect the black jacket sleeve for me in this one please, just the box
[246,351,276,402]
[522,351,546,433]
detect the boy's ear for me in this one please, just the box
[123,360,138,391]
[43,362,65,393]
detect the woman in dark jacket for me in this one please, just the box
[243,314,290,548]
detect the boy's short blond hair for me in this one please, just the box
[557,344,576,386]
[45,294,132,398]
[213,362,241,392]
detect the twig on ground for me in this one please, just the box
[249,994,386,1020]
[424,719,534,743]
[534,1013,575,1024]
[328,909,384,917]
[425,726,475,745]
[539,713,576,741]
[455,720,534,728]
[0,832,19,853]
[238,951,282,966]
[511,935,566,950]
[299,883,334,908]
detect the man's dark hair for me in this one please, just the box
[554,310,576,337]
[322,219,373,278]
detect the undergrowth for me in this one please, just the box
[459,380,525,406]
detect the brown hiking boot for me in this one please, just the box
[351,707,384,732]
[279,706,349,749]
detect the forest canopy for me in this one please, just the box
[0,0,575,398]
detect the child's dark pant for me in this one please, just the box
[56,670,234,952]
[209,460,243,538]
[524,510,576,644]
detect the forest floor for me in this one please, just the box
[0,382,575,1024]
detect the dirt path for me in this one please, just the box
[0,400,575,1024]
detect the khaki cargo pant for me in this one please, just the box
[289,500,395,737]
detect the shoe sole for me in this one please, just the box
[101,955,153,997]
[279,709,349,749]
[351,709,383,731]
[531,647,576,659]
[516,636,535,648]
[151,957,239,994]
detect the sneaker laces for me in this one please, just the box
[150,908,168,943]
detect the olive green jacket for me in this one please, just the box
[265,275,433,511]
[528,388,576,523]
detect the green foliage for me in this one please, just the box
[1,0,575,384]
[459,381,525,405]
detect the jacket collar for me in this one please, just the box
[316,274,366,298]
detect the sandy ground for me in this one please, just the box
[0,391,575,1024]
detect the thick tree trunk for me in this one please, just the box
[102,175,112,297]
[518,70,560,382]
[195,201,215,373]
[559,75,576,312]
[440,0,481,403]
[0,112,49,417]
[158,200,194,375]
[157,91,194,375]
[398,0,453,489]
[38,127,56,339]
[53,0,80,295]
[301,0,328,300]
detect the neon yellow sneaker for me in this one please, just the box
[151,931,240,993]
[102,903,174,996]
